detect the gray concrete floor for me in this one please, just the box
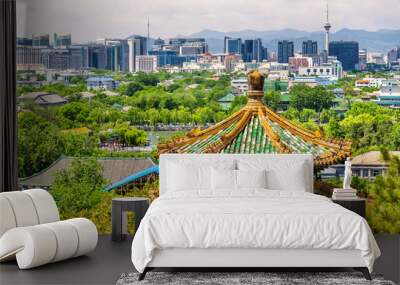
[1,235,398,285]
[0,235,134,285]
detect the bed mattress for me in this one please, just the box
[131,190,380,273]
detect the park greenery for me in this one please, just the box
[17,70,400,233]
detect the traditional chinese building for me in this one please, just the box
[158,70,351,169]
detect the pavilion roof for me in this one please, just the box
[157,72,352,169]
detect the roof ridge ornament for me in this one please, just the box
[247,70,265,103]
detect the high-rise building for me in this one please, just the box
[243,39,263,62]
[41,48,70,70]
[69,46,85,70]
[54,33,72,48]
[16,46,43,66]
[387,47,400,64]
[135,55,158,73]
[278,41,294,63]
[224,37,242,54]
[106,41,122,71]
[33,34,50,47]
[329,41,359,71]
[359,49,367,70]
[302,40,318,56]
[88,44,107,70]
[169,38,208,56]
[128,36,148,72]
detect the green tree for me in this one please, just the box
[263,91,281,111]
[18,112,62,177]
[51,158,107,216]
[123,81,144,96]
[124,128,147,146]
[367,153,400,233]
[290,85,334,113]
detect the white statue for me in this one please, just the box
[343,157,352,190]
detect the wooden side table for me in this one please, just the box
[332,198,366,218]
[112,197,150,242]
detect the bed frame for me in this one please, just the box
[139,248,371,280]
[138,154,372,281]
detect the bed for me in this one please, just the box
[131,154,380,281]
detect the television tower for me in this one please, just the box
[147,17,150,55]
[324,0,331,53]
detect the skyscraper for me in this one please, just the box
[224,37,242,54]
[278,41,294,63]
[128,36,148,72]
[243,39,263,62]
[302,40,318,56]
[324,1,332,53]
[329,41,359,71]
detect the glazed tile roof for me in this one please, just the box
[158,72,352,169]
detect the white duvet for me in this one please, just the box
[131,190,380,273]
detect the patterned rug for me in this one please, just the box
[116,271,395,285]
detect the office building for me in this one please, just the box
[278,41,294,63]
[169,38,208,56]
[359,49,367,70]
[387,47,400,64]
[302,40,318,56]
[329,41,359,71]
[105,40,123,71]
[32,34,50,47]
[69,46,85,70]
[148,50,184,67]
[41,48,71,70]
[54,33,72,48]
[224,37,242,54]
[243,39,264,62]
[88,44,107,70]
[180,45,205,55]
[16,46,43,66]
[128,36,148,72]
[135,55,158,73]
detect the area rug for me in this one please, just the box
[116,271,395,285]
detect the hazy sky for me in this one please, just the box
[17,0,400,42]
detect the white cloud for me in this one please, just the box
[17,0,400,42]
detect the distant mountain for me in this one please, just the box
[185,28,400,53]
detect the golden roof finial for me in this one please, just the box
[247,70,265,91]
[246,70,265,106]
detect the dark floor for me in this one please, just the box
[1,234,398,285]
[0,236,134,285]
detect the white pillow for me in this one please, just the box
[211,168,236,191]
[236,169,267,189]
[238,159,308,192]
[167,160,236,192]
[167,163,211,191]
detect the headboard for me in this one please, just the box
[159,154,314,195]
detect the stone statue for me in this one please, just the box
[247,70,265,91]
[343,157,352,189]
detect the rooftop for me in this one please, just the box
[19,156,155,189]
[352,151,400,166]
